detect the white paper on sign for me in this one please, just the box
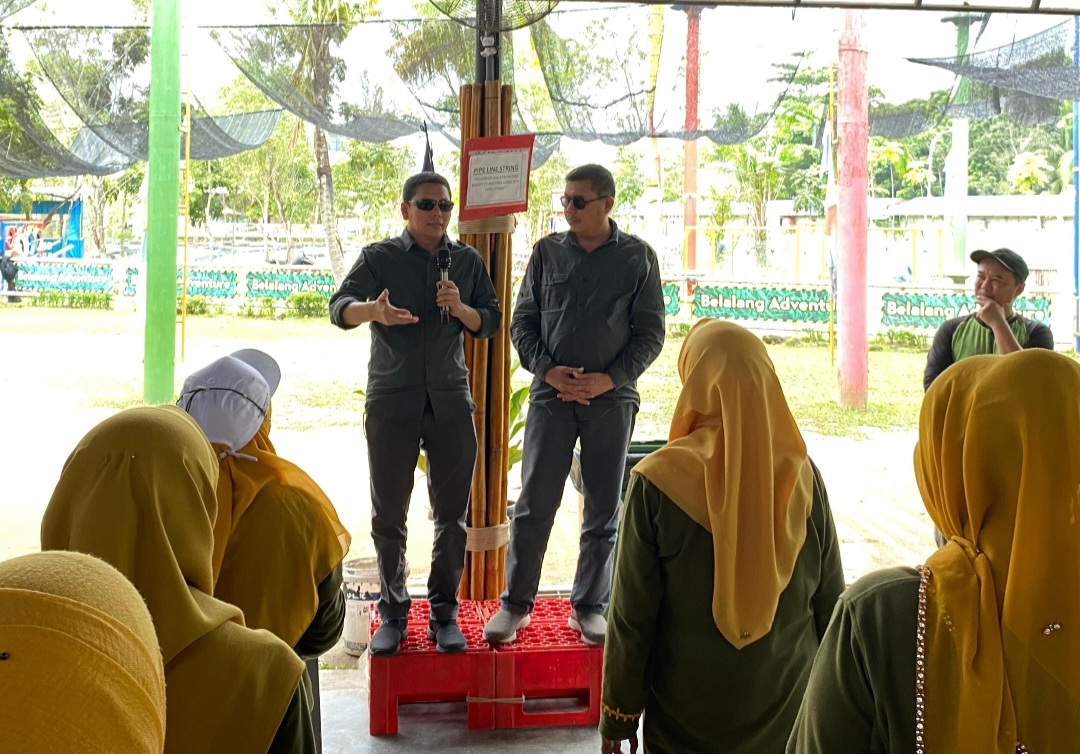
[466,148,530,208]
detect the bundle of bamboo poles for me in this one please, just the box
[458,80,514,600]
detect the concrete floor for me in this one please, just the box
[320,669,601,754]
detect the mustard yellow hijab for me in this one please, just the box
[214,404,352,646]
[0,551,166,754]
[633,319,813,649]
[915,350,1080,753]
[179,350,351,646]
[40,405,305,754]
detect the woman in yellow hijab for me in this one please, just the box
[0,550,165,754]
[600,320,845,754]
[788,348,1079,753]
[178,349,351,656]
[40,405,317,754]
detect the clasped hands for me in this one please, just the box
[545,365,615,405]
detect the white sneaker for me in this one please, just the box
[483,608,530,643]
[568,609,606,645]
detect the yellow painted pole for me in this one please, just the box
[821,224,827,280]
[937,228,944,277]
[794,221,802,280]
[910,228,917,279]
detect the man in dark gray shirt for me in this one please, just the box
[484,163,666,646]
[329,172,501,657]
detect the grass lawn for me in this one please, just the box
[0,306,929,439]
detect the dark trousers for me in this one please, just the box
[502,399,636,616]
[2,276,17,303]
[365,402,477,623]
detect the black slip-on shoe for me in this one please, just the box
[369,619,408,657]
[426,620,467,654]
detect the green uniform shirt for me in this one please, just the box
[786,567,920,754]
[600,464,844,753]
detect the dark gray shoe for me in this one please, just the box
[369,619,408,657]
[427,620,467,654]
[568,609,606,646]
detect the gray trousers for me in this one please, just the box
[365,402,477,623]
[502,399,636,616]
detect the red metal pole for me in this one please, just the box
[837,11,868,409]
[683,6,700,271]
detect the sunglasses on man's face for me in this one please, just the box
[409,199,455,213]
[560,195,609,210]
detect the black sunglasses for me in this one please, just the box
[409,199,454,213]
[560,195,609,210]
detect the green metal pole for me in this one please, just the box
[144,0,181,404]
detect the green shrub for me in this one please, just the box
[285,292,329,319]
[31,291,64,307]
[239,303,257,318]
[869,329,928,352]
[28,291,111,309]
[67,292,112,309]
[259,297,278,319]
[180,296,211,316]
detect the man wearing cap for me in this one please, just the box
[329,172,501,658]
[923,247,1054,390]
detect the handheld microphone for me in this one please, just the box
[436,249,451,324]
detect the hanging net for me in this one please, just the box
[212,23,428,143]
[19,26,282,162]
[526,5,800,146]
[386,15,561,165]
[0,31,134,178]
[869,109,935,139]
[213,6,809,153]
[909,21,1071,123]
[0,0,34,22]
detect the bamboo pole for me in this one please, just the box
[459,82,487,599]
[484,83,515,595]
[467,233,491,598]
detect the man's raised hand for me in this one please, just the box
[373,289,419,326]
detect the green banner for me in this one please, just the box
[246,269,337,301]
[176,268,238,299]
[15,261,114,293]
[662,283,681,317]
[693,285,831,323]
[881,292,1051,329]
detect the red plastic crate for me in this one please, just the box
[369,599,485,628]
[492,621,603,730]
[476,598,572,625]
[368,620,496,735]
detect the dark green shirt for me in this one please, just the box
[329,230,502,421]
[786,567,920,754]
[294,563,345,661]
[923,313,1053,390]
[267,679,317,754]
[511,222,666,405]
[601,465,844,753]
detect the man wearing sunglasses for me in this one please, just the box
[329,172,501,658]
[485,163,666,646]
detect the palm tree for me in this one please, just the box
[1007,151,1052,195]
[289,0,375,284]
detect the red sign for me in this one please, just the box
[459,134,536,221]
